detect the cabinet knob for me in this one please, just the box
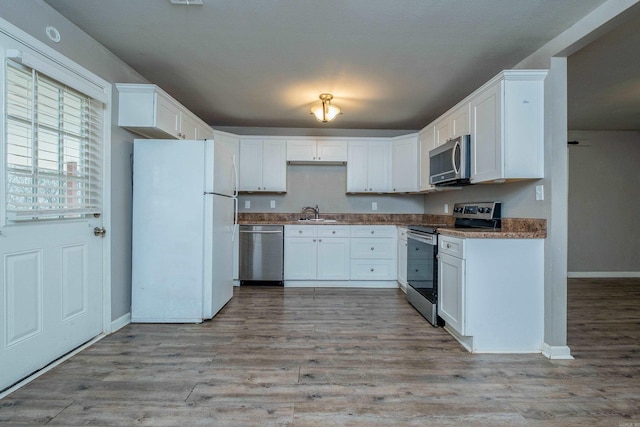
[313,239,316,242]
[447,243,451,248]
[370,247,374,251]
[332,231,336,234]
[369,188,372,191]
[298,230,302,234]
[318,157,321,160]
[370,268,375,272]
[393,188,396,191]
[313,156,316,159]
[371,231,374,235]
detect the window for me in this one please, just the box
[5,60,103,220]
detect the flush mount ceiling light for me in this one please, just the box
[310,93,341,123]
[169,0,204,5]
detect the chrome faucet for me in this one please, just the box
[301,204,320,220]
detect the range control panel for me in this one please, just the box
[452,202,501,220]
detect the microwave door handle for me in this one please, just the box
[452,140,461,174]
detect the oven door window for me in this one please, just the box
[407,237,437,303]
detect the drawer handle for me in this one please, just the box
[446,243,451,248]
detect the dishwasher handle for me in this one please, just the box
[239,230,283,234]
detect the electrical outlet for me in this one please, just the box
[535,185,544,201]
[244,200,251,209]
[372,202,378,211]
[444,204,449,214]
[270,200,276,209]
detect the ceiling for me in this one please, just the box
[41,0,636,131]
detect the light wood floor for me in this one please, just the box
[1,279,639,426]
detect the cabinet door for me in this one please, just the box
[438,252,466,335]
[179,112,199,140]
[317,238,350,280]
[155,93,181,138]
[419,126,435,191]
[317,140,347,162]
[367,140,391,192]
[239,139,263,191]
[287,139,316,161]
[284,238,317,280]
[391,135,418,192]
[451,103,470,138]
[471,82,503,183]
[434,116,451,147]
[347,141,369,192]
[261,139,287,192]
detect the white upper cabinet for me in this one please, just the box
[347,140,391,193]
[418,125,436,192]
[470,70,547,183]
[286,138,347,164]
[116,84,213,140]
[433,102,471,148]
[391,134,419,193]
[238,138,287,192]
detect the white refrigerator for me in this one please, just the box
[131,137,238,323]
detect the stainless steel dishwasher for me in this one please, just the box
[239,225,284,285]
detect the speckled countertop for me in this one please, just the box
[238,213,546,239]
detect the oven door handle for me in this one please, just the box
[407,232,437,245]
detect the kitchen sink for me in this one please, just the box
[298,218,337,223]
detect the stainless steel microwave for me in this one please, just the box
[429,135,471,186]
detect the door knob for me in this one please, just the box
[93,227,106,237]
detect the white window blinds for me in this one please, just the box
[5,60,104,220]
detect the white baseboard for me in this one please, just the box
[284,280,398,288]
[542,343,574,359]
[110,312,131,332]
[568,271,640,278]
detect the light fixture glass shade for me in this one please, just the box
[311,93,341,123]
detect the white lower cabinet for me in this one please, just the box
[437,234,544,353]
[284,225,397,287]
[438,251,465,334]
[349,226,396,281]
[284,225,349,281]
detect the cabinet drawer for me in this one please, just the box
[285,225,317,237]
[350,225,396,238]
[439,235,465,258]
[318,225,350,238]
[350,238,394,259]
[350,259,396,280]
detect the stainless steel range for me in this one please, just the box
[406,202,502,326]
[406,225,441,326]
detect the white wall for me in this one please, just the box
[240,164,424,214]
[568,130,640,275]
[0,0,148,322]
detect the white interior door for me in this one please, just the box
[0,217,104,390]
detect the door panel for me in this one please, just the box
[5,251,43,345]
[1,220,103,390]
